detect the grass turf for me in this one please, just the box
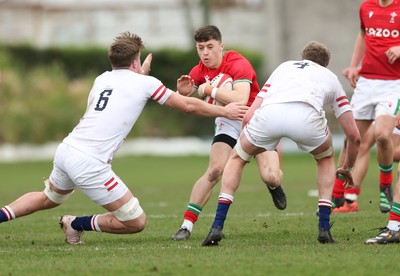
[0,152,398,275]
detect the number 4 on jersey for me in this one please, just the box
[293,62,309,69]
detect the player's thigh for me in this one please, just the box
[59,147,129,206]
[49,143,78,191]
[255,150,280,171]
[375,114,395,138]
[80,168,130,206]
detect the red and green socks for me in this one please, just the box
[181,203,203,232]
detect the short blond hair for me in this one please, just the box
[301,41,330,67]
[108,31,145,67]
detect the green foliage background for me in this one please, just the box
[0,44,263,144]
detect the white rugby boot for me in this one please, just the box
[59,215,84,245]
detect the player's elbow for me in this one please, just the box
[182,102,197,114]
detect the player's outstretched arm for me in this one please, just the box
[164,92,248,120]
[336,111,361,187]
[342,31,365,88]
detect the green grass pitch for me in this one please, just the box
[0,152,398,275]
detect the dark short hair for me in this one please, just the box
[194,25,222,43]
[301,41,330,67]
[108,31,145,67]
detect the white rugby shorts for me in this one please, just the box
[214,117,241,139]
[49,142,129,206]
[351,77,400,120]
[243,102,329,153]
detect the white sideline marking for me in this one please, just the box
[307,189,319,197]
[147,212,305,219]
[0,135,347,163]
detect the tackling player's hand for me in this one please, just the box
[342,66,359,88]
[177,75,195,96]
[223,102,249,121]
[336,167,354,188]
[141,53,152,75]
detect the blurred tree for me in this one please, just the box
[201,0,211,24]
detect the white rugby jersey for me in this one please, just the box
[63,69,173,163]
[257,60,351,118]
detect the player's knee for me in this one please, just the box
[112,197,145,233]
[132,214,146,233]
[125,213,146,233]
[206,167,223,183]
[375,133,391,148]
[43,179,74,205]
[261,167,282,186]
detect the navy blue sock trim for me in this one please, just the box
[71,216,94,231]
[318,206,331,230]
[212,202,232,229]
[0,210,7,223]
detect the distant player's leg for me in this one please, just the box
[375,114,395,213]
[173,135,234,241]
[331,139,347,209]
[365,166,400,244]
[365,112,400,244]
[255,150,285,210]
[333,122,375,213]
[392,130,400,162]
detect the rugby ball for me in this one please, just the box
[204,73,233,106]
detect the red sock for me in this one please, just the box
[344,187,360,196]
[389,212,400,222]
[183,210,199,224]
[380,171,393,187]
[332,176,346,198]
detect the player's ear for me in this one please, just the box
[131,58,140,73]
